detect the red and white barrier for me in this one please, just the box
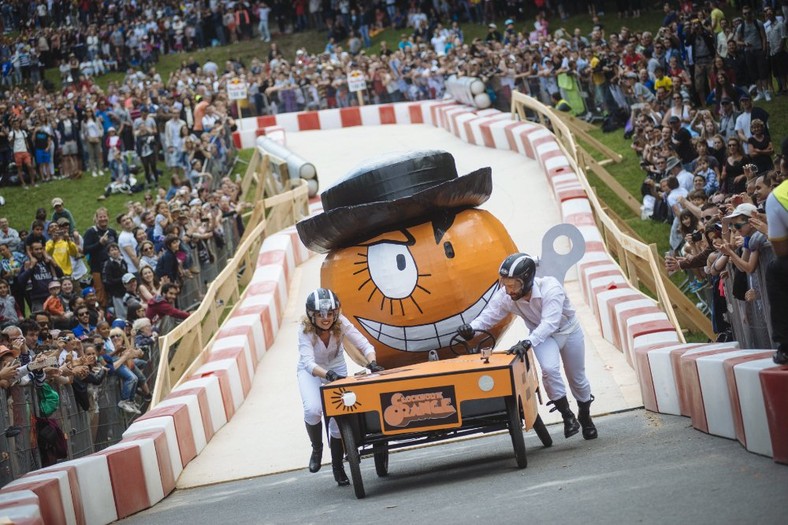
[6,98,786,524]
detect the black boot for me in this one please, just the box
[577,395,598,440]
[330,437,349,486]
[548,396,580,438]
[305,422,323,473]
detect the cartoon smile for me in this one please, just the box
[355,282,498,352]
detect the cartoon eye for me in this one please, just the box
[367,242,418,300]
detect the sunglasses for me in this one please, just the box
[111,334,122,339]
[732,222,748,229]
[702,214,715,220]
[77,312,89,316]
[727,144,738,148]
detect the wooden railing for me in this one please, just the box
[151,148,309,406]
[512,92,712,341]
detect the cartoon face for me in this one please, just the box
[322,209,517,368]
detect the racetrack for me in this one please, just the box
[174,123,642,489]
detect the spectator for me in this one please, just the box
[146,282,190,325]
[0,217,22,254]
[117,215,139,273]
[82,207,118,307]
[8,118,36,188]
[0,278,20,328]
[45,219,79,277]
[50,198,76,235]
[101,243,128,319]
[18,240,63,312]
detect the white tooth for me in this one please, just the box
[356,282,498,352]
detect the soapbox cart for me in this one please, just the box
[320,332,552,499]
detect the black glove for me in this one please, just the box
[366,360,385,373]
[325,370,345,382]
[457,323,475,341]
[507,340,532,357]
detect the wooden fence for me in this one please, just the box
[151,148,309,406]
[512,91,713,341]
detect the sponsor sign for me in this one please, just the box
[227,78,248,100]
[381,386,458,431]
[347,70,367,92]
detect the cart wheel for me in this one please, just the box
[373,443,389,477]
[505,396,527,469]
[532,414,553,448]
[338,417,366,499]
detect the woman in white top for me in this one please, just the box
[298,288,383,486]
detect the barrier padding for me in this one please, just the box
[210,334,256,385]
[120,430,177,496]
[123,417,184,481]
[734,358,777,457]
[95,440,163,519]
[40,456,116,525]
[760,366,788,464]
[0,490,44,524]
[3,472,73,525]
[170,376,226,442]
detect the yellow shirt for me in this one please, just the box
[45,239,78,276]
[654,75,673,92]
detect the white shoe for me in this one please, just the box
[753,92,764,101]
[92,171,98,177]
[765,91,772,101]
[118,400,138,414]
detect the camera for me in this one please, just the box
[691,231,703,242]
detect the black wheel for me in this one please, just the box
[533,414,553,448]
[338,417,366,499]
[505,396,527,469]
[373,443,389,477]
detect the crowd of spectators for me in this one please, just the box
[1,0,787,427]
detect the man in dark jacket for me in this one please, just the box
[101,243,127,319]
[82,207,118,307]
[684,19,716,105]
[17,241,63,312]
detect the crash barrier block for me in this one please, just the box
[609,299,659,349]
[694,350,776,440]
[248,265,287,320]
[734,358,777,457]
[588,275,629,318]
[210,334,255,386]
[580,263,623,308]
[207,347,253,398]
[150,396,208,455]
[39,455,116,525]
[171,376,227,442]
[0,490,44,524]
[466,113,510,147]
[135,404,198,469]
[217,316,266,364]
[597,289,645,346]
[623,312,675,366]
[635,343,704,414]
[2,473,73,525]
[123,417,183,482]
[192,359,245,418]
[677,344,745,431]
[235,294,277,350]
[720,352,774,449]
[95,440,163,519]
[120,429,177,496]
[262,125,286,145]
[759,366,788,463]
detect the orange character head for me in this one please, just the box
[298,151,516,368]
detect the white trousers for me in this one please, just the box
[532,326,592,404]
[297,363,347,439]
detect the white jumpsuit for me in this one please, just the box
[297,315,376,438]
[469,276,592,403]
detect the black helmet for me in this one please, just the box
[498,253,536,299]
[306,288,341,328]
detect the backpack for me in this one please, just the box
[36,417,68,467]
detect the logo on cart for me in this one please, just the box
[381,386,458,430]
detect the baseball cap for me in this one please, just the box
[720,97,732,104]
[740,93,751,101]
[48,280,61,289]
[725,202,757,219]
[111,319,127,329]
[505,19,514,25]
[81,286,96,297]
[122,273,137,285]
[488,23,497,29]
[56,217,70,226]
[108,126,116,132]
[51,197,63,207]
[668,115,680,123]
